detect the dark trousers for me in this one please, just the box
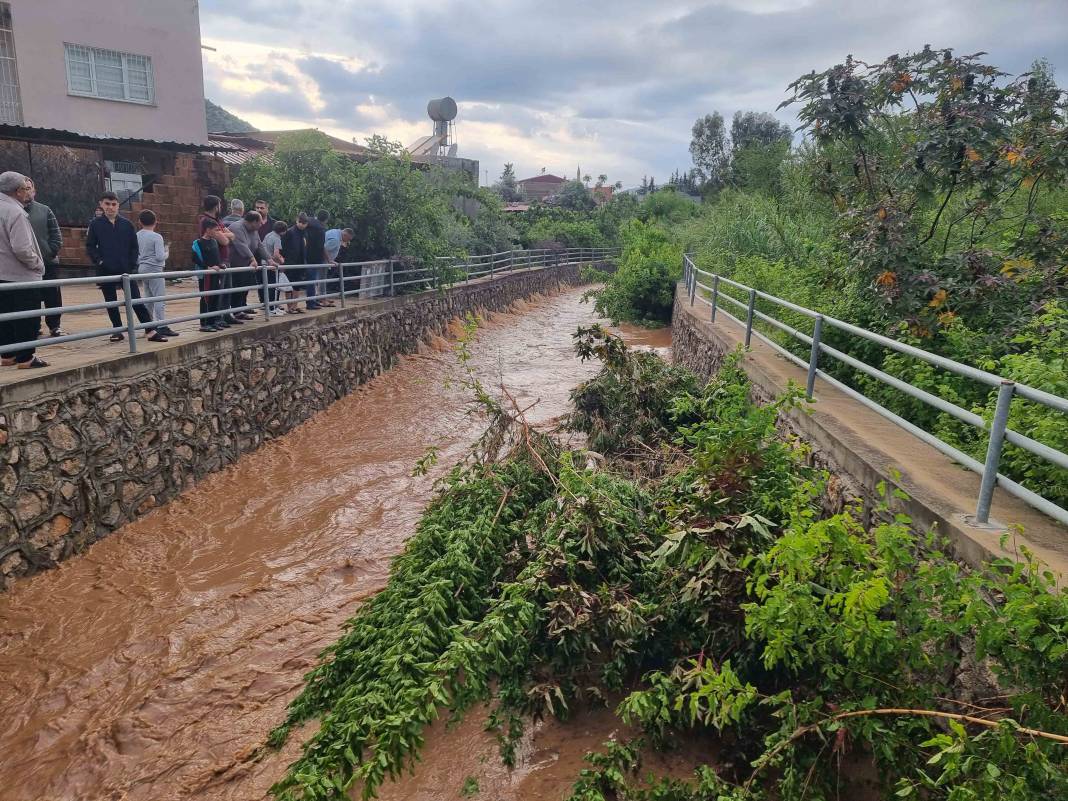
[0,281,40,363]
[199,271,225,321]
[229,267,256,311]
[257,270,278,306]
[40,265,62,332]
[100,281,154,331]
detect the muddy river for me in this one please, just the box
[0,287,673,801]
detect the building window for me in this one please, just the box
[64,43,154,105]
[0,3,23,124]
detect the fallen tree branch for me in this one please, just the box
[745,707,1068,793]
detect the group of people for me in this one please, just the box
[0,166,356,369]
[191,196,354,332]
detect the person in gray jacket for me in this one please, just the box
[23,178,64,337]
[0,171,47,368]
[226,211,269,317]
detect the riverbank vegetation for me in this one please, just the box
[593,46,1068,506]
[268,328,1067,801]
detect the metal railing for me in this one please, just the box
[682,254,1068,529]
[0,246,618,359]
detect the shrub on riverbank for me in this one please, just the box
[583,220,683,326]
[670,48,1068,511]
[269,330,1067,801]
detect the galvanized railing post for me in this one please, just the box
[388,259,395,296]
[261,264,271,320]
[975,381,1015,524]
[338,263,346,306]
[689,268,696,305]
[744,289,757,348]
[806,315,824,401]
[121,274,137,353]
[710,274,719,322]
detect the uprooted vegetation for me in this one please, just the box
[268,326,1068,801]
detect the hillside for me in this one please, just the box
[205,99,257,134]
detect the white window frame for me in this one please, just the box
[63,43,155,105]
[0,2,23,124]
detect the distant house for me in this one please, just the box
[591,186,615,205]
[517,174,566,202]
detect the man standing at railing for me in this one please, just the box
[86,191,167,343]
[324,226,354,296]
[23,178,64,339]
[0,171,47,368]
[227,211,269,312]
[281,213,309,311]
[305,210,330,309]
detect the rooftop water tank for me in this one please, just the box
[427,97,458,122]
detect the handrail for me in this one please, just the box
[682,254,1068,529]
[0,245,619,360]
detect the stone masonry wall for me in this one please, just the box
[0,265,582,588]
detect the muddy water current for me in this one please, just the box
[0,287,673,801]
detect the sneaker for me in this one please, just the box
[199,325,215,332]
[236,312,255,320]
[306,301,323,310]
[147,332,168,343]
[17,356,50,369]
[215,320,231,328]
[270,308,286,316]
[228,317,245,325]
[109,333,125,342]
[158,327,180,337]
[49,327,67,337]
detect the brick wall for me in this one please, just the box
[56,154,231,271]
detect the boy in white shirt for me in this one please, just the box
[136,210,178,337]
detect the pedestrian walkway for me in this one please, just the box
[0,279,367,388]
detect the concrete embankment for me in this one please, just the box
[671,284,1068,581]
[0,265,584,587]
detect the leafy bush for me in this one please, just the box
[585,220,683,326]
[228,131,517,263]
[269,331,1067,801]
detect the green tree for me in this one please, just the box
[554,180,596,211]
[729,110,792,151]
[690,112,729,187]
[492,162,522,202]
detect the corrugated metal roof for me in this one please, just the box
[0,123,219,151]
[206,139,267,166]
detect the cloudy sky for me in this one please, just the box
[199,0,1068,188]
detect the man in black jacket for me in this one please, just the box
[23,179,64,337]
[281,213,309,308]
[304,210,329,309]
[85,191,165,342]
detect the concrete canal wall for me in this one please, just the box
[0,265,584,587]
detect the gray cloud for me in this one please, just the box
[200,0,1068,186]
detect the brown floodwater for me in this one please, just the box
[0,287,674,801]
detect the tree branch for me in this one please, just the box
[920,174,957,245]
[743,707,1068,794]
